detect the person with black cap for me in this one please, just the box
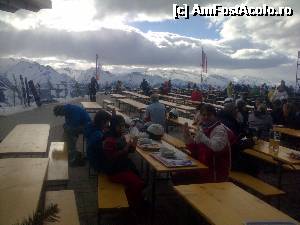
[102,114,144,208]
[53,104,91,167]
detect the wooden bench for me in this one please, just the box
[229,171,285,198]
[98,174,129,222]
[46,142,68,186]
[44,190,80,225]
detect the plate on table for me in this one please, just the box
[138,143,161,152]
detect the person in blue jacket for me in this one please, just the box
[85,110,111,171]
[53,104,91,166]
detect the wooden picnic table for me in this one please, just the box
[246,139,300,187]
[170,93,190,99]
[186,100,202,105]
[174,182,299,225]
[119,98,147,112]
[251,140,300,166]
[110,94,126,99]
[167,116,196,131]
[136,140,207,224]
[81,101,102,113]
[136,140,206,173]
[0,158,49,225]
[158,94,182,102]
[160,100,195,111]
[0,124,50,155]
[162,133,186,150]
[273,126,300,139]
[122,91,150,100]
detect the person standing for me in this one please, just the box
[89,76,99,102]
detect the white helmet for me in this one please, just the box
[169,108,179,119]
[146,124,164,140]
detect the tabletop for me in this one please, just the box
[273,126,300,139]
[81,101,102,110]
[136,140,206,173]
[110,94,126,99]
[119,98,147,111]
[252,140,300,165]
[167,116,197,130]
[160,100,196,111]
[174,182,299,225]
[0,158,49,225]
[0,124,50,154]
[123,91,150,99]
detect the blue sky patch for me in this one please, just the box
[130,16,220,39]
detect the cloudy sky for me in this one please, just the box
[0,0,299,82]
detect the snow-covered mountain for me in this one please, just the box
[1,57,291,107]
[1,60,74,87]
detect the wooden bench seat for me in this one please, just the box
[229,171,285,198]
[46,142,68,186]
[44,190,80,225]
[98,174,128,210]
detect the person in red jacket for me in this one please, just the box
[102,115,144,207]
[191,88,203,102]
[173,104,234,184]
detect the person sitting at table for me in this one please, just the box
[144,94,166,128]
[282,102,300,129]
[102,115,145,208]
[236,99,248,130]
[271,80,289,103]
[271,99,284,125]
[217,102,240,135]
[85,110,111,172]
[248,103,273,139]
[193,103,204,126]
[176,104,235,184]
[53,104,91,167]
[191,87,203,102]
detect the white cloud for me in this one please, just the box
[0,0,298,83]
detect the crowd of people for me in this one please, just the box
[53,79,300,211]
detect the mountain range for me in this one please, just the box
[0,57,289,106]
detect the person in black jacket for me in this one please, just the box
[89,76,99,102]
[283,102,300,129]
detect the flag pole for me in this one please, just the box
[95,54,98,79]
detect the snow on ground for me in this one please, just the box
[0,104,37,116]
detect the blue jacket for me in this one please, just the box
[64,104,91,130]
[85,123,104,171]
